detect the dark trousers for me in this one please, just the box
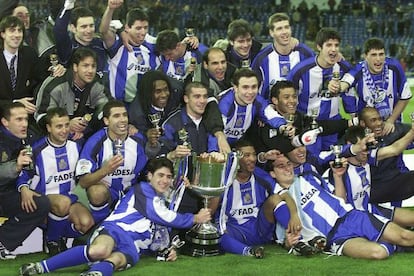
[0,190,50,250]
[370,171,414,203]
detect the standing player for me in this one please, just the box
[330,37,412,135]
[17,107,94,255]
[251,13,314,100]
[99,0,160,103]
[287,27,355,153]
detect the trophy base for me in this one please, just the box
[182,223,224,257]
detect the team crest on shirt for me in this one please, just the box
[235,117,244,128]
[281,65,289,77]
[58,158,68,170]
[242,192,252,204]
[135,52,144,64]
[174,63,185,76]
[1,151,8,162]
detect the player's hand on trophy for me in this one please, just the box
[102,154,124,174]
[209,151,225,162]
[194,208,211,224]
[168,145,191,161]
[166,248,177,262]
[146,127,161,146]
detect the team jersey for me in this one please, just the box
[251,43,314,100]
[17,137,80,197]
[342,58,412,120]
[75,128,147,193]
[327,163,394,218]
[277,173,353,237]
[106,36,160,103]
[287,57,355,119]
[99,182,195,256]
[218,167,276,231]
[218,88,282,145]
[160,45,208,81]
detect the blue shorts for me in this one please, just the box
[226,206,274,246]
[327,210,390,254]
[90,223,141,269]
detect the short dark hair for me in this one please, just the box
[70,7,94,26]
[147,157,174,175]
[103,100,126,119]
[363,37,385,55]
[358,106,379,122]
[315,27,341,48]
[227,19,254,41]
[45,107,69,126]
[270,80,296,99]
[233,139,255,151]
[202,47,226,64]
[71,47,97,66]
[184,81,207,96]
[126,8,149,27]
[1,102,26,121]
[232,68,258,86]
[0,16,24,49]
[267,13,289,31]
[156,30,180,53]
[344,126,365,144]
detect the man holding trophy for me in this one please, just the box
[19,157,211,275]
[75,100,147,224]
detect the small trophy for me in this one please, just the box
[310,108,319,129]
[283,114,296,136]
[148,113,162,131]
[113,138,123,156]
[364,128,377,150]
[178,128,191,150]
[330,145,343,168]
[22,141,34,171]
[241,59,250,68]
[49,53,59,76]
[157,235,185,261]
[81,113,92,126]
[185,28,195,37]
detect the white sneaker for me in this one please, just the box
[64,0,76,10]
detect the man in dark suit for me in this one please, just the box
[0,15,46,114]
[0,15,66,136]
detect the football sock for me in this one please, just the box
[274,201,290,229]
[220,233,249,255]
[47,213,69,241]
[380,242,396,256]
[41,245,90,272]
[87,261,115,276]
[89,202,110,223]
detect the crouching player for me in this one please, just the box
[211,140,307,258]
[19,157,211,275]
[17,107,94,255]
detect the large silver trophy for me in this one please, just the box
[184,152,241,257]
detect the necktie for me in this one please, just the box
[9,55,17,91]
